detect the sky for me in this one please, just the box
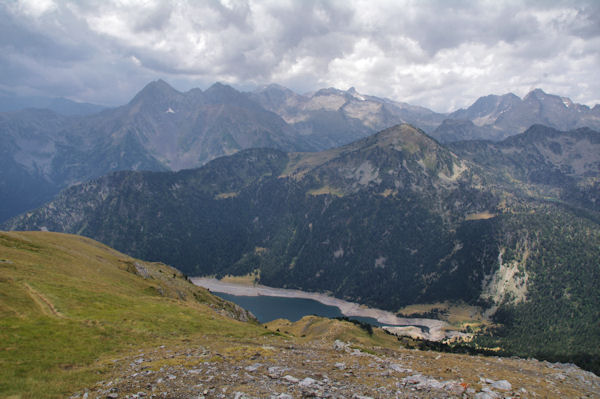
[1,0,599,112]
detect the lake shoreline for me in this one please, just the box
[191,277,458,341]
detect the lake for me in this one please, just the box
[213,291,426,330]
[191,277,447,340]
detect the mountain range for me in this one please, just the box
[6,122,600,370]
[249,84,446,148]
[435,89,600,142]
[0,80,313,221]
[2,79,599,222]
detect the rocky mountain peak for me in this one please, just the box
[371,123,440,151]
[130,79,180,102]
[252,83,303,106]
[346,86,367,101]
[259,83,295,93]
[522,89,588,121]
[205,81,233,92]
[301,123,463,193]
[451,92,520,121]
[521,89,590,114]
[203,82,250,105]
[127,80,183,113]
[313,87,346,97]
[435,87,600,143]
[523,88,552,102]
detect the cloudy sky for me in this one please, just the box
[2,0,599,112]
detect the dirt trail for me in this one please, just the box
[23,282,64,318]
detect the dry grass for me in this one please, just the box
[0,231,263,398]
[465,212,497,221]
[220,270,260,286]
[307,186,344,197]
[397,301,491,330]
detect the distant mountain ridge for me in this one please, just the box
[450,124,600,181]
[0,90,106,116]
[96,79,315,170]
[2,79,599,222]
[433,89,600,142]
[250,84,446,148]
[0,80,315,221]
[251,85,600,145]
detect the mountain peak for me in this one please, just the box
[286,123,465,197]
[346,123,442,157]
[561,96,574,108]
[524,88,549,100]
[314,87,346,97]
[204,82,239,97]
[376,123,437,145]
[206,81,234,91]
[143,79,178,93]
[203,82,251,105]
[346,87,367,101]
[129,79,180,105]
[258,83,294,93]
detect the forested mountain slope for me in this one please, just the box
[5,124,600,371]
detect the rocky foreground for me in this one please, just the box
[71,320,599,399]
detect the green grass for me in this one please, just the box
[0,231,262,398]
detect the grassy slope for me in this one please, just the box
[1,232,598,398]
[0,231,261,399]
[0,231,413,399]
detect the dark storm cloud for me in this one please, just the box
[1,0,598,111]
[0,4,91,63]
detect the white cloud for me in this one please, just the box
[17,0,57,18]
[0,0,598,111]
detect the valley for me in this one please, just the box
[1,231,599,398]
[4,2,600,397]
[5,122,600,377]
